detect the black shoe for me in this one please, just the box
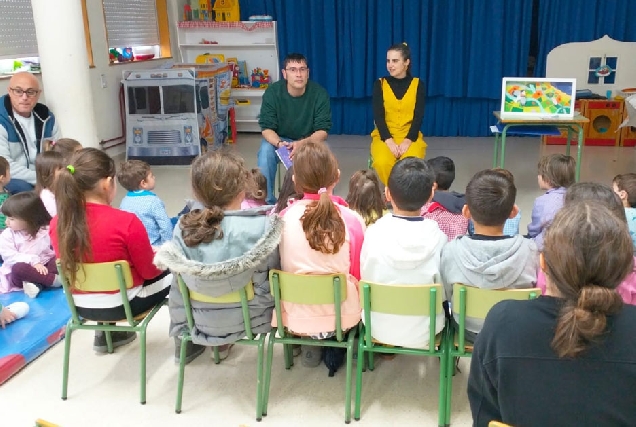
[93,331,137,353]
[174,337,205,365]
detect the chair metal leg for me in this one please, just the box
[344,333,355,424]
[438,336,449,427]
[262,332,276,415]
[104,326,114,354]
[255,334,265,421]
[61,323,73,400]
[175,336,189,414]
[140,329,147,405]
[212,345,221,364]
[445,352,455,426]
[354,332,365,421]
[283,343,293,369]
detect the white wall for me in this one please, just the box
[546,35,636,95]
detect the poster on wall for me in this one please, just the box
[500,77,577,119]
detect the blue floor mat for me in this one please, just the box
[0,288,70,384]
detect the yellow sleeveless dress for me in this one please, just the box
[370,77,427,185]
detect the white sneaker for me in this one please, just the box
[5,302,29,319]
[23,282,41,298]
[51,274,64,288]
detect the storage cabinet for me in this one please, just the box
[177,21,279,132]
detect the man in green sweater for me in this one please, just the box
[258,53,332,204]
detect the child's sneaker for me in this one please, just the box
[211,344,234,361]
[93,331,137,353]
[5,302,29,319]
[23,282,40,298]
[301,345,323,367]
[51,275,64,288]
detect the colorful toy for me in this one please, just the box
[213,0,240,22]
[250,68,271,89]
[227,57,239,87]
[199,0,211,20]
[237,61,249,86]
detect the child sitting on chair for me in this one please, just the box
[527,154,575,250]
[361,157,447,348]
[154,149,280,365]
[612,173,636,252]
[277,141,364,367]
[50,148,170,353]
[241,168,269,209]
[346,169,386,226]
[440,169,538,341]
[43,138,82,163]
[117,160,174,247]
[421,156,468,241]
[468,168,521,236]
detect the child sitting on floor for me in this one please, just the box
[117,160,174,247]
[361,157,446,348]
[440,169,538,341]
[154,149,280,364]
[44,138,82,163]
[421,156,468,240]
[612,173,636,252]
[527,154,575,250]
[0,192,59,297]
[35,151,64,217]
[277,141,364,367]
[346,169,386,226]
[0,156,11,229]
[468,168,521,236]
[0,302,29,328]
[241,168,269,209]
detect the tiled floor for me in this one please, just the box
[2,134,635,427]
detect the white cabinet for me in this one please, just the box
[177,21,279,132]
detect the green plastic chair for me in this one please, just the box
[367,155,373,169]
[354,282,449,426]
[175,275,267,420]
[443,284,541,426]
[57,260,167,405]
[262,270,358,424]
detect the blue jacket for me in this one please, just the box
[0,94,60,184]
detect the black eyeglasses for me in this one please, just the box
[9,87,40,98]
[285,67,308,74]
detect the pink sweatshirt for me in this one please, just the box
[536,257,636,305]
[0,227,55,293]
[275,194,365,335]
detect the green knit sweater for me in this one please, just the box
[258,80,332,140]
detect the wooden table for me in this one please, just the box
[492,111,590,181]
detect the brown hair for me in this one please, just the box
[292,141,345,254]
[180,149,248,247]
[35,151,64,194]
[537,154,576,189]
[491,167,515,183]
[245,168,267,202]
[1,192,51,237]
[44,138,83,163]
[0,156,9,177]
[543,201,632,358]
[565,182,626,221]
[465,169,516,227]
[613,173,636,208]
[273,166,301,214]
[346,170,384,226]
[56,148,116,286]
[117,160,151,192]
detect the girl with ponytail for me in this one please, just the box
[468,201,636,425]
[276,141,364,366]
[50,148,170,353]
[154,149,280,364]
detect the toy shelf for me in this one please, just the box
[177,21,279,133]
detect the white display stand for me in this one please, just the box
[177,21,279,132]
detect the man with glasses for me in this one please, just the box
[0,72,61,193]
[258,53,332,204]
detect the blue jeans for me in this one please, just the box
[6,179,34,194]
[257,137,291,205]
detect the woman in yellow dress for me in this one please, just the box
[370,43,427,185]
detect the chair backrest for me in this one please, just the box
[269,269,349,340]
[452,284,541,320]
[360,281,444,353]
[177,274,257,340]
[56,260,135,323]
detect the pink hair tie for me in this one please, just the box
[318,187,327,194]
[50,140,56,146]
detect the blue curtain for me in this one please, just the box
[535,0,636,76]
[240,0,532,136]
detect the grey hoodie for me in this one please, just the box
[440,234,538,334]
[154,206,281,346]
